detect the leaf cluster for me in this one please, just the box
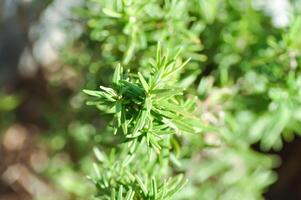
[84,44,205,154]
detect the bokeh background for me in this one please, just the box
[1,1,96,199]
[1,0,301,200]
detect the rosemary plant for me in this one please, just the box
[37,0,301,199]
[84,45,207,199]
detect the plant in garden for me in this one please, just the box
[64,0,205,90]
[84,44,208,199]
[83,43,278,200]
[30,0,301,199]
[220,16,301,151]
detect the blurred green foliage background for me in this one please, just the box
[1,0,301,200]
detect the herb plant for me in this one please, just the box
[84,45,204,199]
[30,0,301,199]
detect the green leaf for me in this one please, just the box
[130,97,151,138]
[83,89,103,97]
[152,89,183,100]
[152,65,165,89]
[93,147,106,162]
[102,8,122,18]
[129,139,138,154]
[125,189,134,200]
[115,101,122,127]
[93,163,100,178]
[164,58,191,79]
[156,42,162,66]
[99,86,118,97]
[166,175,188,198]
[121,106,128,135]
[172,118,195,133]
[135,175,148,196]
[158,181,167,200]
[118,185,123,200]
[151,177,157,198]
[111,188,116,200]
[122,154,135,166]
[169,153,181,167]
[149,134,161,153]
[113,63,122,85]
[145,96,152,112]
[123,41,135,64]
[138,72,149,92]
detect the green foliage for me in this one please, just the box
[90,147,188,200]
[34,0,301,199]
[65,0,205,90]
[65,0,299,199]
[82,44,279,199]
[83,45,204,199]
[223,17,301,151]
[84,45,205,153]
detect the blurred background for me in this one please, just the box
[0,1,96,199]
[1,0,301,200]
